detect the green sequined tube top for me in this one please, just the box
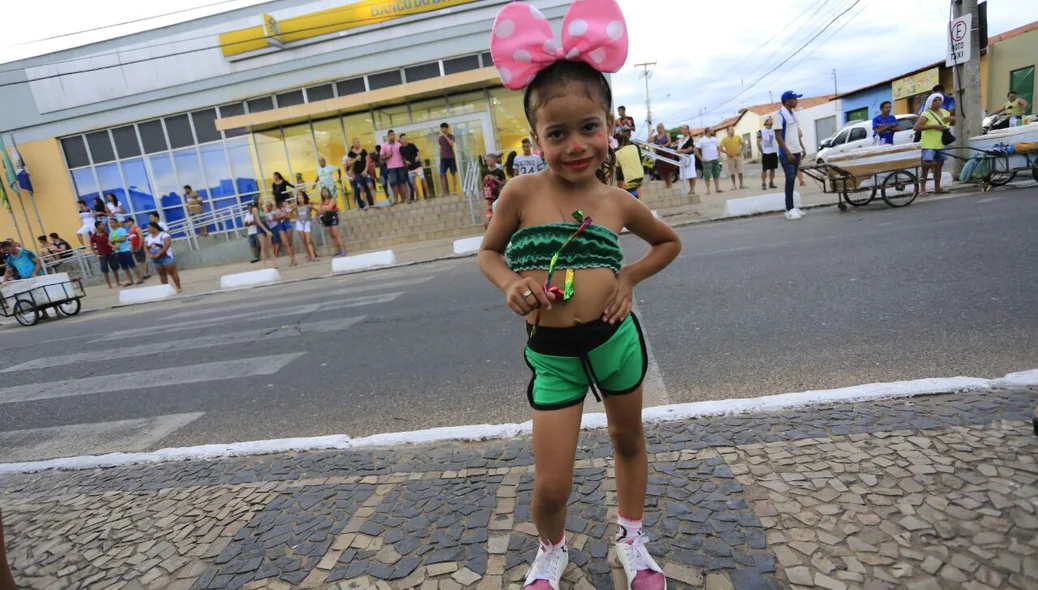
[506,223,623,273]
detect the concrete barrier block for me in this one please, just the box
[219,268,281,290]
[332,250,396,273]
[453,236,483,255]
[724,192,801,216]
[119,284,176,305]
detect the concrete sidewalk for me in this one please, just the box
[1,386,1035,590]
[73,179,973,314]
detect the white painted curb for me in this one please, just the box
[2,368,1034,474]
[118,284,176,305]
[724,192,801,216]
[332,250,396,273]
[220,268,281,290]
[453,236,483,255]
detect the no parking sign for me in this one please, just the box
[947,14,972,66]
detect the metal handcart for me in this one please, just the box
[0,274,86,326]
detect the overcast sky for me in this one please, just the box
[2,0,1037,136]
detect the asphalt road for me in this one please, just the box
[1,188,1036,462]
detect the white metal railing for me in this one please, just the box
[462,158,482,225]
[632,138,690,167]
[40,246,95,279]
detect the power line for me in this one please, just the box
[0,10,435,88]
[721,0,827,77]
[12,0,265,46]
[667,0,863,125]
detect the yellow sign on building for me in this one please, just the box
[892,67,939,100]
[220,0,478,58]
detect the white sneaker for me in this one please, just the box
[785,209,802,220]
[616,533,667,589]
[792,207,806,216]
[523,541,568,590]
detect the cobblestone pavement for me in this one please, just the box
[1,387,1036,590]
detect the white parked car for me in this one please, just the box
[816,114,918,164]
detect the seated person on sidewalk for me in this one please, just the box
[480,5,682,587]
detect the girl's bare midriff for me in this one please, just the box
[519,266,617,327]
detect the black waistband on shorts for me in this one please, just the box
[525,317,624,357]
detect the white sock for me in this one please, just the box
[616,514,642,544]
[540,534,567,551]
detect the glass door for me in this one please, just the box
[378,112,493,198]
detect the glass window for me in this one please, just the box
[276,90,305,108]
[70,168,99,204]
[200,143,233,201]
[62,136,90,169]
[139,120,168,154]
[121,158,155,215]
[832,130,850,146]
[849,127,868,141]
[306,84,334,102]
[374,103,410,129]
[368,70,402,91]
[248,96,275,113]
[165,114,195,149]
[343,111,376,152]
[254,128,288,193]
[148,153,183,230]
[219,103,248,139]
[112,126,141,158]
[86,131,115,164]
[1009,66,1034,115]
[489,87,528,152]
[336,77,366,96]
[95,163,126,212]
[845,107,869,123]
[312,118,347,194]
[448,91,487,115]
[283,123,318,191]
[444,55,480,76]
[192,109,221,143]
[171,148,203,226]
[897,116,917,131]
[226,136,260,197]
[410,97,449,124]
[480,52,493,67]
[405,62,441,84]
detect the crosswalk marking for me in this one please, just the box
[91,292,403,342]
[0,412,205,463]
[162,277,432,321]
[0,353,304,405]
[2,317,364,373]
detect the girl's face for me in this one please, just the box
[265,203,274,212]
[530,84,612,184]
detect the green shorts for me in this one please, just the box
[702,159,722,180]
[524,314,648,411]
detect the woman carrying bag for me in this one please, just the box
[913,93,955,196]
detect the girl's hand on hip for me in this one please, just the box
[603,274,634,325]
[506,277,553,316]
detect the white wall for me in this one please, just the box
[796,100,839,158]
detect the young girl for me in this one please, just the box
[145,222,182,292]
[76,201,96,246]
[295,191,319,262]
[254,202,276,268]
[278,199,298,266]
[319,188,347,256]
[264,201,282,261]
[479,2,680,589]
[483,153,507,228]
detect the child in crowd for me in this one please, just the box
[125,218,151,279]
[319,188,347,257]
[295,191,319,263]
[483,153,506,228]
[478,1,681,588]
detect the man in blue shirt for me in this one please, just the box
[872,101,899,145]
[1,240,44,282]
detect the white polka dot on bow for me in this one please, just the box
[568,19,588,37]
[495,19,515,39]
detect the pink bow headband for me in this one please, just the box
[490,0,629,91]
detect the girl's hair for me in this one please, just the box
[297,191,310,205]
[273,172,284,182]
[78,201,88,209]
[320,187,332,199]
[93,197,105,207]
[105,193,118,204]
[522,61,616,185]
[148,222,161,232]
[504,151,517,177]
[522,60,612,127]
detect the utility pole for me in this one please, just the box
[832,69,838,96]
[634,62,656,132]
[951,0,982,174]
